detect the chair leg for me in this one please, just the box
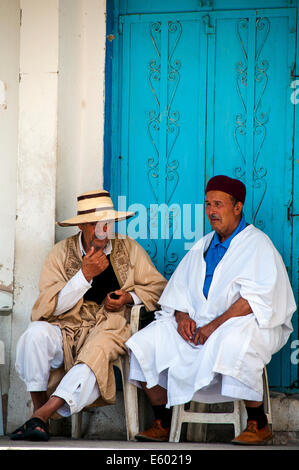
[186,402,208,442]
[263,367,272,427]
[169,405,184,442]
[232,401,242,437]
[239,400,247,433]
[72,412,82,439]
[121,356,139,440]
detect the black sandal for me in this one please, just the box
[10,417,50,442]
[10,423,27,440]
[24,417,50,441]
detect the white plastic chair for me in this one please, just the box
[169,367,272,442]
[71,304,143,440]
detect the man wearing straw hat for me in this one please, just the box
[11,190,167,441]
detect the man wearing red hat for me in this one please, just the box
[126,175,296,445]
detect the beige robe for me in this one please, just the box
[31,233,167,405]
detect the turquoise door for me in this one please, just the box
[110,7,298,390]
[113,12,208,277]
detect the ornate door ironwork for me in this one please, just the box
[111,7,297,390]
[115,12,208,277]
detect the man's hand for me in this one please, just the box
[81,247,109,282]
[175,311,196,342]
[175,312,218,346]
[193,319,218,345]
[193,297,252,345]
[104,290,133,312]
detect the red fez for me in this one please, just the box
[205,175,246,204]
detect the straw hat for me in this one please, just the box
[57,190,135,227]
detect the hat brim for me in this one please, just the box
[57,210,135,227]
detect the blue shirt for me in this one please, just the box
[203,216,247,298]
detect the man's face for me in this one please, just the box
[205,190,243,242]
[78,221,114,253]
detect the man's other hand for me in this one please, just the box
[175,311,196,343]
[104,290,133,312]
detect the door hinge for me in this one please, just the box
[203,15,215,35]
[119,16,124,34]
[287,202,299,221]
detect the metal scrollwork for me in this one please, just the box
[167,20,181,206]
[165,21,182,275]
[234,18,248,181]
[234,16,270,230]
[147,22,162,262]
[253,17,270,229]
[147,21,161,201]
[146,21,182,276]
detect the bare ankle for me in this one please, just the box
[32,396,66,423]
[30,391,48,412]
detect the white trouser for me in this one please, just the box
[129,352,262,403]
[15,321,100,416]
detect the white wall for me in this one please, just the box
[6,0,107,432]
[8,0,60,430]
[56,0,106,242]
[0,0,20,395]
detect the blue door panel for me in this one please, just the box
[111,4,298,390]
[205,9,297,388]
[118,14,208,275]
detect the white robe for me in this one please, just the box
[126,225,296,407]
